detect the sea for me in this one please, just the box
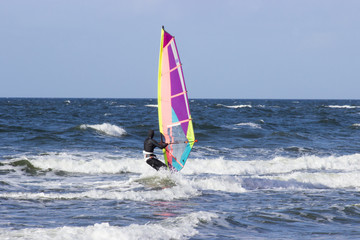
[0,98,360,240]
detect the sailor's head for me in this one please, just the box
[148,129,154,139]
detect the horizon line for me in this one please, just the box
[1,97,359,101]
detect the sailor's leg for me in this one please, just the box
[146,157,167,171]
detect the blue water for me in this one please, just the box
[1,98,360,239]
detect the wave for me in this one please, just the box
[13,152,139,174]
[3,152,360,195]
[235,122,262,129]
[80,123,126,137]
[145,104,158,108]
[0,211,218,240]
[0,183,200,202]
[186,154,360,174]
[190,176,246,193]
[183,154,360,189]
[7,151,360,176]
[217,104,252,109]
[326,105,360,109]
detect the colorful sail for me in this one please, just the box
[158,26,195,171]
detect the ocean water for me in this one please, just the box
[1,98,360,239]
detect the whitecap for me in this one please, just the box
[182,154,360,190]
[145,104,158,108]
[191,176,246,193]
[217,104,252,109]
[0,211,218,240]
[80,123,126,137]
[0,183,200,202]
[327,105,360,109]
[187,154,360,174]
[235,122,261,129]
[8,151,360,192]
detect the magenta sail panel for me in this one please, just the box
[172,95,188,122]
[163,31,173,48]
[167,45,177,70]
[181,121,189,135]
[170,71,183,95]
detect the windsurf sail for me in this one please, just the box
[158,26,195,171]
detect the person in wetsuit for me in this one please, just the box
[143,129,168,170]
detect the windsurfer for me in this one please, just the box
[143,130,168,170]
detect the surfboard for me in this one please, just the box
[157,26,196,171]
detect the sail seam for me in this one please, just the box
[171,91,187,98]
[161,64,181,77]
[168,151,184,167]
[170,65,181,72]
[167,118,192,127]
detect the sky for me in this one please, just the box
[0,0,359,99]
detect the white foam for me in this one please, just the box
[0,172,200,202]
[18,151,360,176]
[352,123,360,127]
[327,105,360,109]
[22,152,145,174]
[0,154,201,201]
[182,154,360,190]
[0,184,200,201]
[184,154,360,176]
[145,104,158,108]
[191,176,246,193]
[0,211,218,240]
[217,104,252,109]
[235,122,261,129]
[5,151,360,193]
[80,123,126,137]
[264,171,360,189]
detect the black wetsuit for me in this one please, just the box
[144,138,167,153]
[143,130,168,170]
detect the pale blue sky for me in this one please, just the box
[1,0,359,99]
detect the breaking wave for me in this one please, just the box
[2,151,360,193]
[235,122,262,129]
[0,211,218,240]
[145,104,158,108]
[80,123,126,137]
[326,105,360,109]
[217,104,252,109]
